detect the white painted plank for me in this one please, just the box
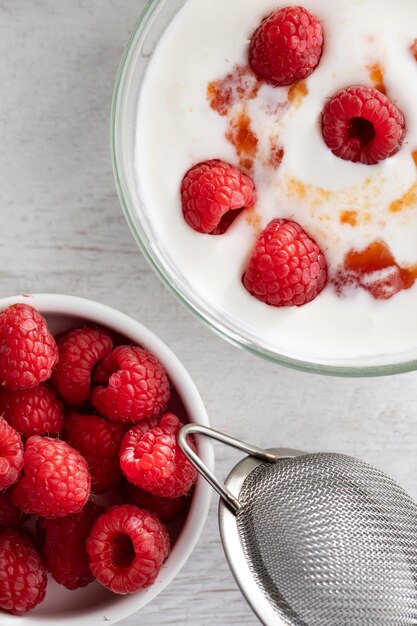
[0,2,416,624]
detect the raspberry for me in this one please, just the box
[0,304,58,390]
[0,384,64,438]
[86,504,170,594]
[335,240,414,300]
[89,455,123,494]
[64,412,126,493]
[12,436,90,518]
[181,159,255,234]
[322,86,406,165]
[40,502,104,590]
[0,489,27,528]
[119,413,197,499]
[92,346,170,424]
[243,219,328,307]
[249,6,323,86]
[65,412,126,459]
[0,530,46,615]
[123,482,188,523]
[51,327,113,406]
[0,418,24,490]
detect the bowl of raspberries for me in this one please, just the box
[0,293,212,625]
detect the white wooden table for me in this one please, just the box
[1,2,416,624]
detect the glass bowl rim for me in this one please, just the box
[110,0,417,378]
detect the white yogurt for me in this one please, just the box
[135,0,417,365]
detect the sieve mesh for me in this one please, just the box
[236,453,417,626]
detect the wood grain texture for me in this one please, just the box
[0,2,416,625]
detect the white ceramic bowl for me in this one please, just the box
[0,293,213,626]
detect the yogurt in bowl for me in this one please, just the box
[113,0,417,375]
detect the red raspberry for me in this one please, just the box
[40,502,104,590]
[0,530,46,615]
[119,413,197,499]
[12,436,91,518]
[0,489,27,529]
[86,504,170,594]
[123,482,188,523]
[51,327,113,406]
[89,455,123,494]
[0,384,64,438]
[92,346,170,424]
[181,160,255,234]
[335,265,406,301]
[0,304,58,390]
[64,412,126,493]
[65,412,126,459]
[0,418,24,490]
[249,6,323,86]
[322,86,406,165]
[243,219,327,307]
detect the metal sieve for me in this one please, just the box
[178,425,417,626]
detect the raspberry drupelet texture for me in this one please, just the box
[0,384,64,439]
[249,6,324,86]
[0,418,24,490]
[123,481,188,524]
[0,530,47,615]
[243,219,328,307]
[119,413,197,499]
[86,504,170,594]
[12,436,91,518]
[0,304,58,390]
[65,412,126,459]
[40,502,104,590]
[322,86,406,165]
[64,412,126,493]
[181,159,255,234]
[92,346,171,424]
[51,327,113,406]
[0,489,27,528]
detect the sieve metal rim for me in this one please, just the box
[178,423,305,625]
[178,425,417,626]
[219,448,304,626]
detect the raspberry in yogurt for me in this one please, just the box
[135,0,417,365]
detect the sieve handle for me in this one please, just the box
[178,424,280,515]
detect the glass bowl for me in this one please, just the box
[111,0,417,377]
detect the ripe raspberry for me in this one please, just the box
[64,412,126,493]
[243,219,328,307]
[0,384,64,438]
[123,482,188,523]
[181,159,255,234]
[335,265,407,300]
[51,327,113,406]
[65,412,126,459]
[0,418,24,490]
[0,489,27,528]
[119,413,197,499]
[89,455,123,494]
[334,240,413,300]
[12,436,90,518]
[92,346,170,424]
[249,6,323,86]
[0,304,58,390]
[322,86,406,165]
[41,502,104,590]
[0,530,46,615]
[86,504,170,594]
